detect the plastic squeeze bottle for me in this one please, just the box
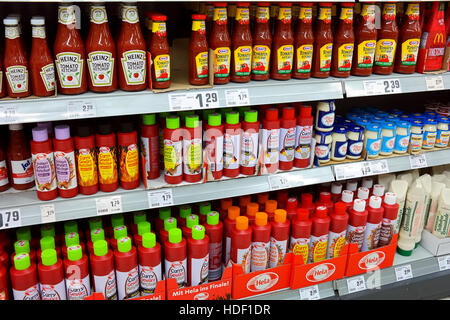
[239,195,252,214]
[177,205,191,228]
[12,240,36,264]
[415,174,432,246]
[188,225,210,287]
[223,206,240,266]
[63,244,91,300]
[131,211,147,236]
[219,198,233,220]
[198,201,211,224]
[134,221,151,248]
[240,110,260,176]
[277,190,289,209]
[96,122,119,193]
[426,181,446,232]
[164,228,187,288]
[346,198,369,251]
[155,207,171,235]
[362,196,384,252]
[231,216,252,273]
[279,107,297,170]
[389,180,408,234]
[265,199,278,221]
[38,249,67,300]
[140,114,160,182]
[87,228,110,256]
[261,108,281,173]
[285,197,298,221]
[53,125,78,198]
[160,217,177,248]
[308,206,330,263]
[204,113,224,180]
[257,192,270,211]
[316,192,334,214]
[10,253,40,300]
[327,202,349,259]
[251,212,271,272]
[294,105,313,168]
[183,115,203,183]
[289,208,312,264]
[330,182,343,203]
[164,115,183,184]
[341,190,354,210]
[114,237,139,300]
[90,240,117,300]
[269,209,290,267]
[432,188,450,238]
[246,202,259,225]
[138,232,162,296]
[182,214,199,239]
[223,111,242,178]
[204,211,223,281]
[110,225,128,252]
[37,236,62,262]
[300,193,316,217]
[378,192,399,247]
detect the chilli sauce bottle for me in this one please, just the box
[141,114,160,182]
[53,5,87,95]
[204,211,223,281]
[231,216,252,273]
[293,2,314,79]
[346,198,368,251]
[312,2,333,78]
[114,237,139,300]
[90,240,117,300]
[30,16,55,97]
[117,4,147,91]
[269,209,290,267]
[246,202,258,225]
[96,122,118,193]
[75,124,98,195]
[189,14,209,85]
[261,108,280,173]
[240,110,259,176]
[271,2,294,80]
[37,236,61,262]
[30,127,57,201]
[251,2,272,80]
[150,15,170,89]
[182,214,199,239]
[138,232,162,296]
[289,208,311,264]
[183,115,202,183]
[279,107,296,170]
[118,121,140,190]
[251,212,271,272]
[164,116,183,184]
[362,196,384,252]
[53,125,78,198]
[394,2,421,74]
[7,124,34,191]
[231,2,252,83]
[327,202,348,259]
[188,225,210,286]
[223,111,242,178]
[63,244,91,300]
[86,4,116,93]
[223,206,240,266]
[165,228,187,288]
[285,197,298,221]
[10,253,40,300]
[294,105,313,168]
[204,113,224,180]
[351,2,377,76]
[134,221,150,248]
[378,192,399,247]
[331,3,355,78]
[308,206,330,263]
[210,2,231,84]
[38,249,67,300]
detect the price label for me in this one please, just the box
[409,154,428,169]
[148,189,174,208]
[395,264,413,282]
[95,195,123,216]
[347,275,366,294]
[0,104,17,124]
[225,88,250,107]
[334,162,364,180]
[363,79,402,96]
[66,101,96,119]
[438,255,450,271]
[168,90,219,111]
[425,76,444,91]
[40,204,56,223]
[299,285,320,300]
[0,208,22,230]
[362,159,389,176]
[268,175,290,190]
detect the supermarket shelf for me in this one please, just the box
[0,0,354,2]
[244,282,337,300]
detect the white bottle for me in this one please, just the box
[426,182,446,231]
[389,180,409,234]
[415,174,431,245]
[432,188,450,238]
[346,180,358,193]
[377,173,396,191]
[397,172,413,186]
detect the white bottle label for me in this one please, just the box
[279,127,296,162]
[269,237,287,268]
[139,263,162,296]
[10,158,34,185]
[326,230,347,259]
[58,6,77,25]
[121,50,146,85]
[141,136,151,176]
[65,275,91,300]
[261,128,280,165]
[40,64,56,92]
[54,150,78,190]
[32,152,57,192]
[190,254,209,287]
[5,26,19,39]
[90,6,108,24]
[13,284,40,300]
[87,51,114,87]
[93,270,118,300]
[225,236,231,266]
[208,241,223,281]
[122,6,139,23]
[55,52,84,88]
[116,266,140,300]
[224,133,240,170]
[165,258,187,288]
[0,160,8,187]
[251,241,270,271]
[236,245,252,273]
[362,221,382,252]
[5,65,29,93]
[206,135,223,173]
[289,236,309,264]
[40,280,67,300]
[183,138,202,176]
[240,131,259,168]
[346,225,366,251]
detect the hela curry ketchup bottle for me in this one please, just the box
[362,196,384,252]
[10,253,40,300]
[294,105,313,168]
[12,240,36,265]
[75,124,98,195]
[118,120,140,190]
[177,205,191,228]
[160,218,177,248]
[289,208,311,264]
[188,225,210,286]
[37,236,62,262]
[246,202,258,225]
[316,191,333,214]
[269,209,290,267]
[155,208,171,235]
[346,198,368,251]
[261,108,280,173]
[198,202,211,225]
[327,202,348,259]
[378,192,399,247]
[300,193,315,217]
[63,245,91,300]
[204,211,223,281]
[285,197,298,221]
[279,107,296,170]
[223,206,240,266]
[165,228,187,288]
[53,125,78,198]
[90,240,118,300]
[251,212,271,272]
[96,122,118,193]
[308,206,330,263]
[87,228,110,256]
[341,189,354,209]
[330,182,343,203]
[223,111,242,177]
[138,232,162,296]
[114,237,139,299]
[204,113,224,180]
[134,221,150,248]
[182,214,199,239]
[110,225,128,252]
[240,110,259,176]
[231,216,252,273]
[164,116,183,184]
[38,249,67,300]
[183,115,203,183]
[140,114,160,182]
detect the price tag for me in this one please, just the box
[438,255,450,271]
[95,195,123,216]
[225,88,250,107]
[409,154,428,169]
[334,162,364,180]
[363,79,402,96]
[362,159,389,176]
[148,189,174,208]
[395,264,413,282]
[299,285,320,300]
[0,208,22,230]
[347,275,366,294]
[425,76,444,91]
[168,90,219,111]
[268,175,290,190]
[40,204,56,223]
[0,104,17,124]
[66,100,96,119]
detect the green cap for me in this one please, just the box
[41,249,57,266]
[142,114,156,125]
[41,224,56,238]
[113,225,128,240]
[186,214,199,229]
[14,253,31,271]
[14,240,30,254]
[164,217,177,231]
[179,205,192,219]
[91,228,106,242]
[202,109,216,121]
[207,211,220,225]
[67,245,83,261]
[138,221,151,236]
[64,221,79,234]
[168,228,182,244]
[226,111,239,125]
[65,232,80,247]
[244,110,258,123]
[239,106,251,118]
[199,202,211,216]
[133,211,147,225]
[159,207,171,220]
[208,113,222,126]
[192,225,205,240]
[40,236,56,251]
[185,115,200,128]
[142,232,156,249]
[93,240,109,257]
[117,237,132,253]
[16,227,32,241]
[397,247,413,256]
[111,214,125,228]
[89,217,103,231]
[166,115,180,129]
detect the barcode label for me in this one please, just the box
[225,88,250,107]
[66,101,96,119]
[425,76,444,91]
[95,196,123,216]
[148,189,174,208]
[0,104,17,124]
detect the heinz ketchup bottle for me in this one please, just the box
[165,228,187,288]
[53,125,78,198]
[289,208,312,264]
[138,232,162,296]
[96,122,118,193]
[230,216,252,273]
[90,240,117,300]
[38,249,67,300]
[308,206,330,263]
[114,237,139,299]
[10,253,40,300]
[251,212,271,272]
[63,244,91,300]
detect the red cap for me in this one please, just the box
[330,202,349,233]
[258,2,271,6]
[300,3,313,7]
[214,2,228,7]
[152,15,167,21]
[265,108,279,121]
[367,196,384,224]
[282,107,295,120]
[315,206,328,218]
[301,193,313,206]
[319,2,332,7]
[296,208,309,221]
[192,14,207,20]
[319,192,331,204]
[237,2,250,6]
[312,206,330,237]
[299,105,312,118]
[279,2,292,7]
[333,202,347,215]
[292,208,312,238]
[341,2,355,7]
[286,197,298,212]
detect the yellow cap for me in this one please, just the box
[255,212,268,226]
[265,200,278,213]
[246,203,259,217]
[235,216,249,231]
[274,209,287,223]
[228,206,240,220]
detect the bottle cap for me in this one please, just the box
[372,184,385,197]
[369,196,382,209]
[14,240,30,254]
[192,14,207,20]
[54,125,71,140]
[274,209,287,223]
[265,108,278,121]
[295,208,309,220]
[246,203,258,217]
[142,114,156,125]
[67,245,82,261]
[64,221,79,234]
[75,124,92,138]
[89,217,103,231]
[235,216,249,230]
[319,192,331,203]
[142,232,156,248]
[192,225,205,240]
[113,225,127,240]
[133,211,147,225]
[65,232,80,247]
[208,113,222,126]
[228,206,240,220]
[331,182,343,195]
[237,2,250,7]
[138,221,151,236]
[282,107,295,120]
[341,190,354,203]
[362,178,373,189]
[97,122,113,135]
[299,105,312,118]
[199,202,211,216]
[257,192,269,204]
[16,226,32,241]
[119,120,135,133]
[186,214,199,228]
[179,205,192,218]
[3,17,19,25]
[286,197,298,212]
[226,111,239,125]
[214,2,228,7]
[111,214,125,228]
[40,236,55,251]
[357,187,369,200]
[244,110,258,123]
[353,199,366,212]
[152,14,167,21]
[206,211,220,225]
[221,198,233,210]
[14,253,30,271]
[315,206,328,218]
[91,228,105,242]
[41,249,57,266]
[346,181,358,192]
[384,192,397,205]
[159,207,171,220]
[40,224,56,238]
[93,240,108,256]
[255,212,268,226]
[265,200,277,213]
[168,228,182,244]
[166,116,180,129]
[164,217,177,231]
[301,193,313,205]
[117,237,132,253]
[185,115,200,128]
[333,202,347,215]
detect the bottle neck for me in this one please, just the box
[212,7,228,29]
[31,25,47,41]
[191,19,206,38]
[276,6,292,32]
[234,6,250,28]
[360,4,376,26]
[121,6,140,25]
[9,129,26,145]
[90,6,108,25]
[5,25,20,42]
[317,6,332,29]
[152,21,167,39]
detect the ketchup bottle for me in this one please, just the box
[239,195,252,214]
[37,236,62,262]
[164,116,183,184]
[204,211,223,281]
[289,208,312,264]
[183,115,203,183]
[30,127,58,201]
[198,202,211,225]
[0,59,5,99]
[300,193,315,217]
[378,192,399,247]
[189,14,209,85]
[210,2,232,84]
[114,237,139,299]
[373,2,398,75]
[330,182,343,203]
[246,203,258,225]
[164,228,187,288]
[327,202,349,259]
[223,111,241,177]
[341,190,354,209]
[110,225,128,252]
[17,226,38,250]
[231,2,252,83]
[311,2,333,78]
[279,107,296,170]
[90,240,117,300]
[257,192,269,211]
[261,108,280,173]
[251,2,272,80]
[240,110,260,176]
[7,124,34,190]
[75,124,98,195]
[204,113,224,180]
[231,216,252,273]
[11,240,36,265]
[134,221,151,248]
[38,249,67,300]
[285,197,298,221]
[346,198,368,251]
[251,212,271,271]
[177,205,191,228]
[331,2,355,78]
[0,264,9,300]
[188,225,210,286]
[141,114,160,182]
[64,220,85,243]
[118,120,139,190]
[223,206,240,266]
[268,209,290,267]
[362,196,384,252]
[293,2,314,79]
[0,146,10,192]
[219,198,233,220]
[138,232,162,296]
[271,2,294,80]
[63,244,91,300]
[308,206,330,263]
[53,125,78,198]
[265,199,278,221]
[86,217,103,242]
[182,214,199,240]
[95,122,118,193]
[87,228,110,256]
[10,253,40,300]
[150,15,171,89]
[294,105,313,168]
[362,177,374,195]
[160,218,177,247]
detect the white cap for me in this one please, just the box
[341,190,354,203]
[3,17,19,26]
[331,182,343,195]
[30,16,45,25]
[357,187,369,200]
[346,180,358,192]
[8,123,23,130]
[362,178,373,189]
[353,199,366,212]
[369,196,382,209]
[372,184,385,197]
[384,192,397,205]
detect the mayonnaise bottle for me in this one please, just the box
[315,101,336,133]
[415,174,431,246]
[363,123,382,158]
[379,122,396,156]
[422,118,437,149]
[410,120,423,152]
[393,121,411,154]
[436,117,450,148]
[389,179,408,234]
[331,126,348,161]
[432,188,450,238]
[425,181,445,232]
[377,173,396,191]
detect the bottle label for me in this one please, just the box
[436,129,450,147]
[236,7,250,24]
[327,230,346,259]
[90,6,108,23]
[55,52,84,88]
[394,133,411,152]
[121,50,146,85]
[225,236,231,267]
[97,146,118,185]
[116,266,140,300]
[41,280,67,300]
[295,144,311,161]
[423,131,437,148]
[269,237,287,268]
[256,6,269,23]
[87,51,114,87]
[240,131,259,168]
[357,40,376,68]
[319,43,333,72]
[31,26,46,39]
[205,134,223,173]
[382,4,396,21]
[119,143,139,183]
[141,136,151,178]
[195,52,209,78]
[66,275,91,300]
[234,46,252,76]
[380,135,395,154]
[340,7,353,23]
[400,39,420,66]
[236,245,252,273]
[278,7,292,23]
[122,6,139,23]
[208,241,223,281]
[93,270,117,300]
[405,4,420,20]
[296,44,313,73]
[213,7,227,24]
[13,284,40,300]
[315,143,331,162]
[192,20,206,33]
[153,54,170,82]
[224,132,240,170]
[378,218,396,246]
[309,234,328,263]
[261,128,280,166]
[289,236,309,265]
[152,22,167,36]
[299,7,312,23]
[190,254,209,286]
[346,224,366,251]
[276,45,294,73]
[251,241,270,271]
[366,137,381,156]
[213,47,231,78]
[251,45,271,75]
[165,258,187,288]
[5,26,19,39]
[5,66,29,93]
[164,139,182,177]
[0,160,8,187]
[139,263,162,295]
[76,148,98,187]
[279,127,296,162]
[317,109,335,130]
[347,139,363,157]
[361,4,376,23]
[39,64,55,92]
[295,125,312,161]
[375,39,397,66]
[58,6,76,25]
[362,221,382,252]
[410,132,423,151]
[318,7,332,23]
[10,158,34,185]
[54,151,77,191]
[32,152,57,192]
[332,140,348,159]
[336,43,354,71]
[183,138,202,176]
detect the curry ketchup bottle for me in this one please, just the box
[204,113,224,180]
[140,114,160,182]
[38,249,67,300]
[268,209,290,267]
[183,115,203,183]
[230,216,252,273]
[164,228,187,288]
[96,122,118,193]
[279,106,296,170]
[285,197,298,221]
[75,124,98,195]
[223,206,240,266]
[246,202,259,225]
[223,111,242,178]
[261,108,280,173]
[138,232,162,296]
[53,125,78,198]
[326,201,348,259]
[87,228,110,256]
[64,244,91,300]
[188,225,210,287]
[182,214,199,239]
[134,221,151,248]
[90,240,118,300]
[10,253,40,300]
[308,206,330,263]
[289,208,312,264]
[204,211,223,281]
[346,198,368,251]
[362,196,384,252]
[250,212,271,272]
[240,110,260,176]
[114,237,139,300]
[118,120,140,190]
[164,115,183,184]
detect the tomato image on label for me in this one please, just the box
[214,48,231,77]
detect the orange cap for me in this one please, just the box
[239,195,252,208]
[246,203,259,217]
[221,198,233,210]
[235,216,249,230]
[265,200,278,213]
[274,209,287,223]
[228,206,240,220]
[257,192,269,204]
[255,212,268,226]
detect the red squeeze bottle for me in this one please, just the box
[182,214,199,239]
[96,122,118,193]
[7,124,34,191]
[316,192,333,214]
[90,240,118,300]
[223,206,240,266]
[11,240,36,265]
[64,244,91,300]
[38,249,67,300]
[279,107,296,170]
[362,196,384,252]
[204,113,224,180]
[183,115,202,183]
[160,217,178,246]
[268,209,290,267]
[118,120,140,190]
[110,225,129,252]
[17,226,39,251]
[138,232,162,296]
[131,211,147,237]
[164,116,183,184]
[53,125,78,198]
[10,253,40,300]
[164,228,187,288]
[300,193,315,218]
[188,225,210,286]
[133,221,150,248]
[75,124,99,195]
[231,216,252,273]
[223,111,242,178]
[239,195,252,214]
[37,236,62,262]
[289,208,312,264]
[155,207,171,235]
[240,110,260,176]
[330,182,343,203]
[378,192,399,247]
[87,228,110,256]
[257,192,270,211]
[114,237,139,300]
[219,198,233,220]
[294,105,314,168]
[0,249,8,268]
[261,108,281,173]
[327,202,349,259]
[204,211,223,281]
[346,198,368,251]
[277,190,289,209]
[246,202,259,225]
[285,197,298,221]
[308,206,330,263]
[251,212,271,272]
[341,189,354,209]
[0,265,9,300]
[140,114,160,182]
